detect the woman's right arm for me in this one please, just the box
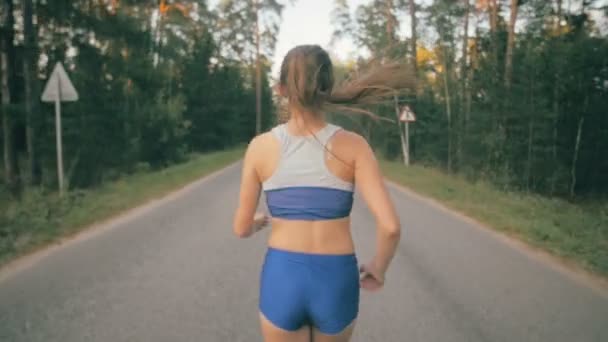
[233,136,266,238]
[353,135,401,282]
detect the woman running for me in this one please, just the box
[233,45,413,342]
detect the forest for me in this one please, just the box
[329,0,608,199]
[0,0,281,198]
[1,0,607,203]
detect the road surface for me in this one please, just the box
[1,162,607,342]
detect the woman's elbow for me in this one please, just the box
[388,225,401,240]
[233,218,252,238]
[233,228,250,239]
[233,226,249,238]
[381,218,401,239]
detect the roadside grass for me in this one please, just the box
[0,148,244,266]
[380,161,608,278]
[3,149,606,278]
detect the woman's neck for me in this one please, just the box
[287,108,327,136]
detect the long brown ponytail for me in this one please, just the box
[278,45,417,120]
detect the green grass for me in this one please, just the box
[381,161,608,278]
[0,148,244,266]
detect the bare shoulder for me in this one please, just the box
[246,131,278,156]
[332,129,373,153]
[245,130,280,180]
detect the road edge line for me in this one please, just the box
[386,179,608,299]
[0,160,242,283]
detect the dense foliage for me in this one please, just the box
[331,0,608,198]
[0,0,281,196]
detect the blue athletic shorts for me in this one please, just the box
[259,247,360,335]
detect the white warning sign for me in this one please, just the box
[399,105,416,122]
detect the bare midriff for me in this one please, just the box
[268,217,355,255]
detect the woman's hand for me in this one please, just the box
[359,262,385,291]
[252,212,269,233]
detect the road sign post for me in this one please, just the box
[398,104,417,166]
[55,78,64,194]
[41,62,79,196]
[405,120,410,165]
[394,95,408,166]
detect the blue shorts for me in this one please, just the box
[259,247,360,335]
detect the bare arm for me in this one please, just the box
[354,136,401,278]
[233,137,266,238]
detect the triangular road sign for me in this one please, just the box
[399,105,416,122]
[41,62,79,102]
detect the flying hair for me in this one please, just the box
[278,45,417,121]
[277,45,417,168]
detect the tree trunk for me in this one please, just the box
[385,0,395,45]
[254,0,262,135]
[442,50,452,173]
[486,0,504,176]
[466,26,479,134]
[570,87,588,198]
[525,71,536,191]
[458,0,470,169]
[461,0,470,94]
[489,0,498,33]
[1,49,15,193]
[549,2,563,194]
[23,0,41,184]
[526,118,534,191]
[386,1,404,163]
[488,0,499,82]
[504,0,519,90]
[1,0,20,197]
[551,49,561,194]
[409,0,417,74]
[570,116,584,198]
[556,0,562,29]
[383,0,397,60]
[551,80,559,192]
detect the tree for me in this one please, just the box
[353,0,402,58]
[477,0,502,80]
[409,0,418,74]
[429,0,459,172]
[1,0,19,196]
[338,0,608,198]
[254,0,262,135]
[459,0,473,167]
[23,0,41,184]
[330,0,354,47]
[215,0,285,135]
[0,0,284,199]
[504,0,519,90]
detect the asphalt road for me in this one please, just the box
[1,162,607,342]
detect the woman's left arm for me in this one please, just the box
[233,136,267,238]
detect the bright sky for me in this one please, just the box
[271,0,368,77]
[208,0,370,77]
[209,0,608,78]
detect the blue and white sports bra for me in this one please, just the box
[263,123,354,221]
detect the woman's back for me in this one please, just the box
[251,120,360,255]
[232,44,409,342]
